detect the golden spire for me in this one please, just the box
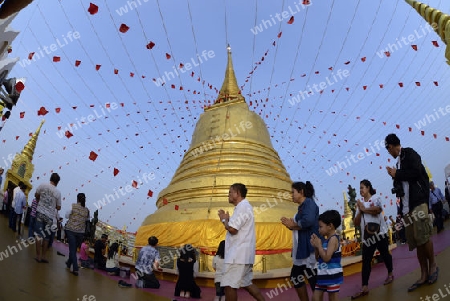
[343,191,353,218]
[214,45,245,104]
[405,0,450,65]
[22,119,45,162]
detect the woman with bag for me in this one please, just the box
[65,193,90,276]
[351,179,393,299]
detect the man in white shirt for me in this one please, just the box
[218,183,265,301]
[9,181,24,230]
[13,182,27,237]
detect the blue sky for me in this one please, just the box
[1,0,450,232]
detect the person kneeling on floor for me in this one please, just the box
[134,236,162,289]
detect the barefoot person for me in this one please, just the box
[351,179,393,299]
[218,183,265,301]
[385,134,438,292]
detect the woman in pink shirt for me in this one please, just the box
[80,237,94,269]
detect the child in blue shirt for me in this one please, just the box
[310,210,343,301]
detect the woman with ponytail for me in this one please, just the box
[281,181,320,301]
[351,179,393,299]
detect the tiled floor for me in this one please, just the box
[0,214,449,301]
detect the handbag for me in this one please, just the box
[365,222,380,235]
[362,213,381,236]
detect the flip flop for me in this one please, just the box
[34,258,42,263]
[407,281,426,292]
[428,267,439,285]
[351,291,369,299]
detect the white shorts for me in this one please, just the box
[221,263,253,289]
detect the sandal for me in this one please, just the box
[384,275,394,285]
[351,290,369,299]
[428,267,439,285]
[407,280,426,292]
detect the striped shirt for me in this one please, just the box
[317,234,343,286]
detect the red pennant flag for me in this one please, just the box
[106,103,111,108]
[345,87,349,91]
[119,24,130,33]
[361,57,366,62]
[171,84,175,89]
[147,190,153,197]
[165,53,171,59]
[287,16,294,24]
[396,124,400,129]
[421,131,425,136]
[146,41,155,49]
[95,65,101,71]
[53,56,60,62]
[411,45,418,51]
[408,127,412,132]
[65,131,73,138]
[344,61,351,65]
[302,0,310,4]
[384,51,390,57]
[379,84,384,88]
[415,82,421,86]
[363,86,367,90]
[132,180,138,188]
[163,198,168,205]
[113,69,118,74]
[433,81,438,86]
[174,205,179,210]
[113,168,119,176]
[37,107,48,116]
[15,82,24,93]
[432,41,439,47]
[28,52,35,60]
[433,134,437,139]
[88,3,98,15]
[398,82,403,87]
[130,72,134,77]
[55,108,61,113]
[89,151,98,161]
[75,60,81,67]
[446,137,449,141]
[277,32,282,38]
[19,112,25,118]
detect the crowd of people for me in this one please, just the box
[0,132,447,300]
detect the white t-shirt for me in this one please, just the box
[356,196,387,241]
[35,183,61,219]
[225,199,256,264]
[106,252,119,269]
[212,255,224,283]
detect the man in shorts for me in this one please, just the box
[34,173,61,263]
[385,134,438,292]
[218,183,265,301]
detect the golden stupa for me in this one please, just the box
[405,0,450,64]
[3,119,45,198]
[136,46,299,271]
[341,191,355,241]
